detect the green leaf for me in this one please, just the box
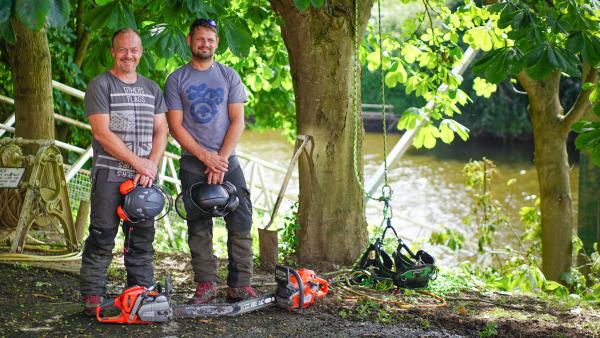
[185,0,209,17]
[574,129,600,150]
[463,26,493,51]
[0,20,15,43]
[398,107,421,130]
[571,120,588,133]
[384,71,397,88]
[582,82,596,91]
[567,31,584,53]
[439,122,454,144]
[472,48,511,84]
[293,0,310,11]
[582,33,600,66]
[366,50,380,72]
[144,25,188,59]
[548,46,581,77]
[85,2,137,31]
[545,281,563,291]
[421,124,439,149]
[46,0,70,28]
[310,0,324,8]
[525,45,555,80]
[0,0,12,24]
[401,44,421,64]
[591,87,600,104]
[473,77,497,98]
[15,0,50,30]
[222,17,252,57]
[448,119,469,141]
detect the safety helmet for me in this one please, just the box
[175,181,239,219]
[117,180,170,224]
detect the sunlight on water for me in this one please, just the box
[239,129,579,266]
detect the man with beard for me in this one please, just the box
[80,28,168,315]
[165,19,255,304]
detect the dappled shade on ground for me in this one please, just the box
[0,253,598,337]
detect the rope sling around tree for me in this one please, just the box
[350,0,438,292]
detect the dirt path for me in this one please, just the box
[0,253,598,337]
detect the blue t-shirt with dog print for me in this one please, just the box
[165,62,248,154]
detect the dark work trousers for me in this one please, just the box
[80,169,155,296]
[180,155,253,288]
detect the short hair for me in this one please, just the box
[111,28,141,47]
[189,18,218,36]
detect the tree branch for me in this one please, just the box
[515,70,538,96]
[73,32,91,69]
[75,0,85,41]
[562,65,599,129]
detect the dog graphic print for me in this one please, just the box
[186,83,225,124]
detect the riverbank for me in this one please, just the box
[1,252,598,337]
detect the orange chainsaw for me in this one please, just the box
[96,265,329,324]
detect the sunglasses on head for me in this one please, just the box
[195,18,217,30]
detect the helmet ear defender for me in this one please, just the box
[116,179,171,224]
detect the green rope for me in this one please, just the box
[352,0,370,199]
[377,0,389,190]
[352,0,392,205]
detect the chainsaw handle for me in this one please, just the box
[96,298,126,323]
[313,276,329,298]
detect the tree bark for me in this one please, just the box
[519,71,573,281]
[269,0,373,266]
[578,100,600,258]
[578,151,600,256]
[7,19,54,140]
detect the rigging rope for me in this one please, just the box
[352,0,393,215]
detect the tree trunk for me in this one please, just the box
[523,72,573,281]
[269,0,373,266]
[7,19,55,140]
[578,145,600,256]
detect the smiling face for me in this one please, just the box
[111,30,142,76]
[187,26,219,61]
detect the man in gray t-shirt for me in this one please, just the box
[165,18,254,304]
[80,28,168,316]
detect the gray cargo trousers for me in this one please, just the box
[180,155,253,288]
[80,169,155,296]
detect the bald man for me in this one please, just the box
[80,28,168,316]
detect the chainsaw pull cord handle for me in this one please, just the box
[312,276,329,298]
[289,268,304,310]
[96,298,124,323]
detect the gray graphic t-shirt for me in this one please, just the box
[85,71,167,182]
[164,62,248,154]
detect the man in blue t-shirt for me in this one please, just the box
[165,18,255,304]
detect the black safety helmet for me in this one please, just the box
[118,185,168,224]
[175,181,239,219]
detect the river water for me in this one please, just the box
[238,129,579,264]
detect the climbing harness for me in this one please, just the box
[353,217,438,289]
[351,0,439,291]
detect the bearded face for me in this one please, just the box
[188,26,219,61]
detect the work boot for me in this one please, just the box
[82,295,103,316]
[189,281,217,304]
[226,286,257,303]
